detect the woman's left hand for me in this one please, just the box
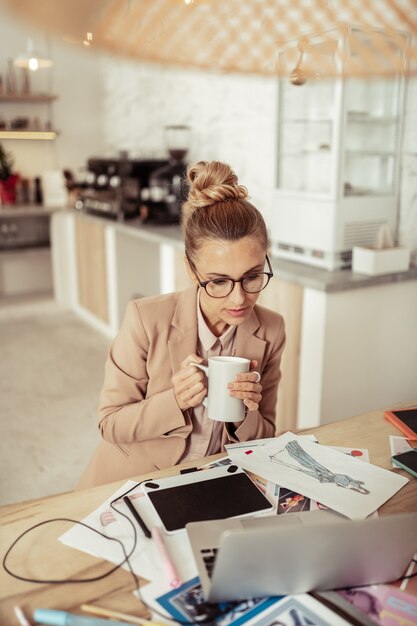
[228,360,262,412]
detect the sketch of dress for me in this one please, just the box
[269,440,370,494]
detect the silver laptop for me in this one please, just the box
[186,510,417,602]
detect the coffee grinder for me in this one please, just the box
[141,125,191,224]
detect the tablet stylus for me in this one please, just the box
[152,526,181,589]
[123,496,151,538]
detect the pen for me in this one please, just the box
[123,495,151,538]
[81,604,166,626]
[151,526,181,589]
[33,608,132,626]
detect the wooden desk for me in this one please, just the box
[0,406,416,622]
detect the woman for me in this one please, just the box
[77,161,285,488]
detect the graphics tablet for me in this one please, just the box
[141,465,274,533]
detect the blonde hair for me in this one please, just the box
[182,160,268,262]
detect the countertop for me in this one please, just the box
[75,210,417,293]
[0,204,57,217]
[8,205,417,293]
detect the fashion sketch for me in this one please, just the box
[269,440,370,494]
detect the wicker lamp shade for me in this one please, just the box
[4,0,417,77]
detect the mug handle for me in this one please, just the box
[189,361,208,375]
[190,361,209,408]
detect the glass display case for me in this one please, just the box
[277,78,403,198]
[277,80,336,195]
[344,79,401,197]
[271,25,408,270]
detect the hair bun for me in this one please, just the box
[186,161,248,210]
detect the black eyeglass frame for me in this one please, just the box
[186,253,274,298]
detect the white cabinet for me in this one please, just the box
[51,212,186,337]
[271,26,408,270]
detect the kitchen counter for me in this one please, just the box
[0,205,55,297]
[109,214,184,249]
[73,209,417,293]
[0,204,60,217]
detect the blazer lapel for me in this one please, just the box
[168,287,267,372]
[235,307,267,368]
[168,285,199,373]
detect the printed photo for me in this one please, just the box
[156,576,280,626]
[277,488,311,515]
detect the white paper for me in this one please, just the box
[246,446,370,516]
[225,433,318,453]
[374,223,394,249]
[227,432,408,519]
[59,480,198,584]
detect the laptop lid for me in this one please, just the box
[186,510,417,603]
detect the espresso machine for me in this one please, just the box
[75,153,169,220]
[140,125,191,224]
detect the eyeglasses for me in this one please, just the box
[187,254,274,298]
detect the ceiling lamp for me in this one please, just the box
[13,38,53,72]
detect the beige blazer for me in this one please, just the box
[77,285,285,488]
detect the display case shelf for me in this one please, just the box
[280,151,332,156]
[347,115,399,123]
[279,118,334,124]
[345,150,396,157]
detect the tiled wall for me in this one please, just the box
[100,58,277,217]
[100,57,417,265]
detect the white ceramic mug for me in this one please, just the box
[191,356,259,422]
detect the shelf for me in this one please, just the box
[0,130,58,140]
[345,150,395,157]
[347,114,399,123]
[279,150,332,157]
[279,118,333,124]
[344,190,392,197]
[0,94,57,103]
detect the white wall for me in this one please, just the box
[0,10,105,179]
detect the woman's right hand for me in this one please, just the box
[172,354,207,411]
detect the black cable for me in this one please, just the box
[2,479,241,625]
[3,517,135,584]
[2,479,144,585]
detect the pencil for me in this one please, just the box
[81,604,153,624]
[123,495,151,538]
[13,606,31,626]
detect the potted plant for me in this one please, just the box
[0,142,19,204]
